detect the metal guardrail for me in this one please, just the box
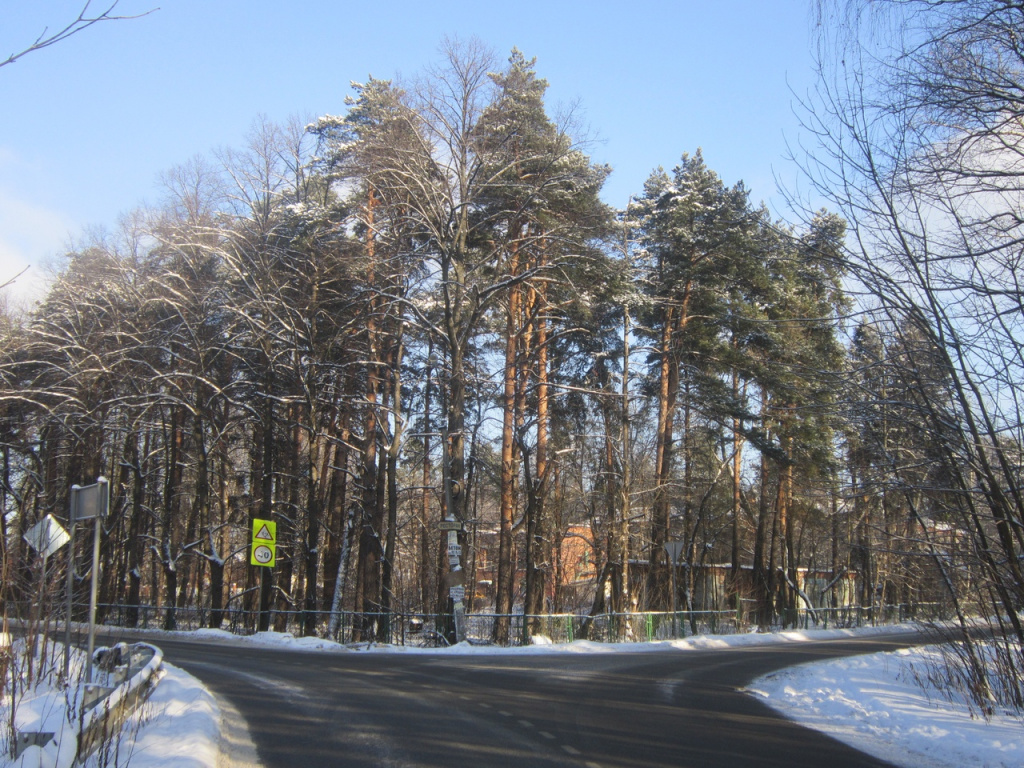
[12,642,163,766]
[77,642,163,761]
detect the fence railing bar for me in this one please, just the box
[67,601,952,647]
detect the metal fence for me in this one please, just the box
[88,600,953,646]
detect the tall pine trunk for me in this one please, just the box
[494,280,521,644]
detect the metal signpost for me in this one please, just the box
[440,416,466,643]
[24,515,71,659]
[65,477,109,682]
[664,541,685,639]
[441,518,466,643]
[250,518,277,634]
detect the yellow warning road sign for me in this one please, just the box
[251,518,277,567]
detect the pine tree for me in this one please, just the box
[634,150,760,610]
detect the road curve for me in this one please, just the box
[125,631,927,768]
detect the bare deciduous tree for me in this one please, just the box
[799,0,1024,709]
[1,2,156,71]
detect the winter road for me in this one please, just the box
[131,632,926,768]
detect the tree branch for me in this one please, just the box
[1,2,157,70]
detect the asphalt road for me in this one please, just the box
[116,631,928,768]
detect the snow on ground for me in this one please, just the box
[0,639,219,768]
[105,664,221,768]
[749,645,1023,768]
[6,624,1021,768]
[147,622,919,655]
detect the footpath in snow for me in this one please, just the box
[7,624,1021,768]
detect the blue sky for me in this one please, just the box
[1,0,821,300]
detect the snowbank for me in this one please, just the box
[148,622,916,655]
[115,663,220,768]
[749,645,1023,768]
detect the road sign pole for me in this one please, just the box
[64,486,79,681]
[86,504,101,682]
[250,518,278,633]
[59,479,107,683]
[85,477,108,684]
[63,518,75,680]
[439,417,466,644]
[34,550,48,651]
[671,554,678,639]
[664,541,685,639]
[24,513,73,679]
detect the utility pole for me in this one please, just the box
[441,420,466,643]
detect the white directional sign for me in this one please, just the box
[24,515,70,558]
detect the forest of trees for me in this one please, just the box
[2,2,1022,682]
